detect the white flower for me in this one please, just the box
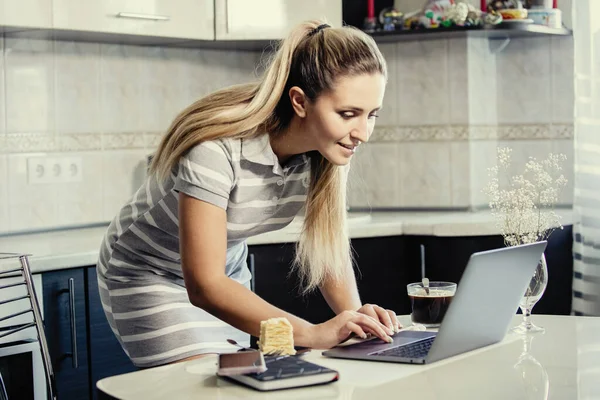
[483,147,568,246]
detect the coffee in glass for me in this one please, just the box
[407,281,457,327]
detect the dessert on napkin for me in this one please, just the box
[258,317,296,355]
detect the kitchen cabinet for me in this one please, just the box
[42,268,90,400]
[52,0,214,40]
[351,236,419,315]
[248,226,574,345]
[249,236,414,324]
[0,0,52,28]
[250,242,334,325]
[405,225,574,316]
[43,267,136,400]
[214,0,342,40]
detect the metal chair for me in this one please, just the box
[0,253,56,400]
[0,372,7,400]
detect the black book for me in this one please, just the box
[222,355,339,391]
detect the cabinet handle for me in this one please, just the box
[67,278,78,369]
[115,12,170,21]
[249,253,256,293]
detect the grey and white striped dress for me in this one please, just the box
[97,134,311,367]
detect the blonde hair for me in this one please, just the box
[150,21,387,292]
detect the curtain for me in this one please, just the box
[572,0,600,316]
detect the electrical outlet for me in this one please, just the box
[60,157,83,182]
[27,156,83,184]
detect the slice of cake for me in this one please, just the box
[258,317,296,355]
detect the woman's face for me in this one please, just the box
[304,73,386,166]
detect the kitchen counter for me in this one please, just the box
[0,209,573,274]
[96,315,599,400]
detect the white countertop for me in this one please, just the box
[96,315,600,400]
[0,209,573,274]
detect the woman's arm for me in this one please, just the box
[179,192,395,348]
[319,267,362,314]
[179,192,316,347]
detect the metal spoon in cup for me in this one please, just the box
[420,244,430,295]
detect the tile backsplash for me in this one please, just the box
[0,32,575,234]
[350,35,574,211]
[0,38,261,234]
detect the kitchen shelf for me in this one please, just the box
[0,22,571,52]
[370,23,572,43]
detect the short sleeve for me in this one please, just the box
[173,140,234,210]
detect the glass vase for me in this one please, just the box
[512,253,548,334]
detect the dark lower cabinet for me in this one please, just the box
[249,228,575,332]
[42,267,135,400]
[351,236,417,315]
[42,268,90,400]
[250,243,335,325]
[405,225,574,315]
[249,236,413,325]
[86,267,136,400]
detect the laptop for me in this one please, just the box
[322,241,547,364]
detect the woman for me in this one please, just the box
[97,20,399,368]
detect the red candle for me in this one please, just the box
[481,0,487,11]
[368,0,375,18]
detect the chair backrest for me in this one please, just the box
[0,372,7,400]
[0,253,56,400]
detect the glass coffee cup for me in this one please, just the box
[407,281,457,327]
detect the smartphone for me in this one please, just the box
[217,351,267,376]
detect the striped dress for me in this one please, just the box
[97,134,311,367]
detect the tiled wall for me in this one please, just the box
[348,35,575,210]
[0,38,261,234]
[0,32,575,234]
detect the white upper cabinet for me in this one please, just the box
[52,0,215,40]
[0,0,52,28]
[214,0,342,40]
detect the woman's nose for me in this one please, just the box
[351,118,370,143]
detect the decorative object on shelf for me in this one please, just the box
[419,0,455,28]
[363,0,377,33]
[487,0,530,21]
[527,8,562,28]
[484,8,504,25]
[487,0,524,10]
[442,1,484,27]
[365,0,569,37]
[484,147,568,334]
[379,7,404,31]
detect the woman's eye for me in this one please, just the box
[340,112,354,119]
[369,113,379,119]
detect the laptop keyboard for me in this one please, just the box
[370,336,435,359]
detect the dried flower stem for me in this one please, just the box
[484,147,568,246]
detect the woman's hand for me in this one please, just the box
[308,310,395,349]
[356,303,401,334]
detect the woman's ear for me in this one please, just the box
[289,86,307,118]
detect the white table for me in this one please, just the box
[96,315,600,399]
